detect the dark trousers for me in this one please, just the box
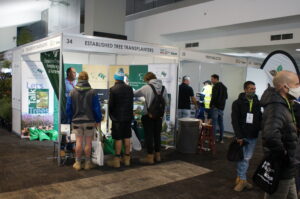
[141,115,162,154]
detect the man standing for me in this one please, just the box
[65,67,77,97]
[178,76,198,118]
[261,71,299,199]
[66,71,102,171]
[134,72,169,164]
[210,74,228,143]
[231,81,262,191]
[107,68,134,168]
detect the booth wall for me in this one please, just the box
[12,49,22,134]
[246,67,268,100]
[220,63,246,134]
[180,61,247,133]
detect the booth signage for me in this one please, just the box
[63,35,178,58]
[22,36,61,55]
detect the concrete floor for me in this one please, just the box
[0,128,264,199]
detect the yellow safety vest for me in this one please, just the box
[201,85,212,109]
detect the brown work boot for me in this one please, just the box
[155,152,161,162]
[84,160,96,170]
[73,161,82,171]
[107,156,121,168]
[234,180,251,192]
[235,176,240,185]
[140,154,154,164]
[123,155,131,166]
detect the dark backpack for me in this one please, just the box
[147,84,166,119]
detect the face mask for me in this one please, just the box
[288,86,300,99]
[246,92,255,98]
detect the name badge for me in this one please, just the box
[246,113,253,124]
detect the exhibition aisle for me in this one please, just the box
[0,128,264,198]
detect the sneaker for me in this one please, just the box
[73,161,82,171]
[84,160,96,170]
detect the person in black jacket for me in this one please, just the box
[107,68,134,168]
[261,71,299,199]
[210,74,228,143]
[231,81,262,192]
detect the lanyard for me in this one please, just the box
[248,99,253,113]
[284,98,296,124]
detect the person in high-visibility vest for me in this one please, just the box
[201,80,213,123]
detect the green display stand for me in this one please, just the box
[29,128,39,141]
[29,128,57,141]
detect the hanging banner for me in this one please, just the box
[41,49,60,98]
[21,59,55,137]
[129,65,148,90]
[260,50,299,86]
[40,49,61,131]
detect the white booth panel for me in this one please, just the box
[180,61,202,92]
[63,52,89,64]
[12,109,21,135]
[22,53,40,62]
[198,62,222,92]
[221,64,246,134]
[89,53,116,65]
[246,67,268,100]
[154,57,177,64]
[116,55,153,65]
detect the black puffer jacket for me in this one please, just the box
[260,87,298,180]
[231,93,262,139]
[109,81,134,122]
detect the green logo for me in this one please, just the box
[277,65,283,72]
[98,73,106,79]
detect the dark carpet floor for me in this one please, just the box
[0,128,264,198]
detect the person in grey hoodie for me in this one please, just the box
[134,72,169,164]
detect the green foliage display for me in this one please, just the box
[0,70,12,126]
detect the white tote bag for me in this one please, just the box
[131,129,142,151]
[91,130,104,166]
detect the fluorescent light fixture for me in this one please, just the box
[221,52,268,59]
[296,49,300,52]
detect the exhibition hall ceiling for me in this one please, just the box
[0,0,53,28]
[209,43,300,65]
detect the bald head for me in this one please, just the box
[273,71,299,90]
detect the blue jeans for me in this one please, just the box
[237,138,257,180]
[211,108,224,141]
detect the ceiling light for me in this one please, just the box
[296,49,300,52]
[220,52,268,59]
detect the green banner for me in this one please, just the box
[41,50,60,97]
[41,50,61,130]
[129,65,148,90]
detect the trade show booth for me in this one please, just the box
[179,49,263,133]
[11,33,179,163]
